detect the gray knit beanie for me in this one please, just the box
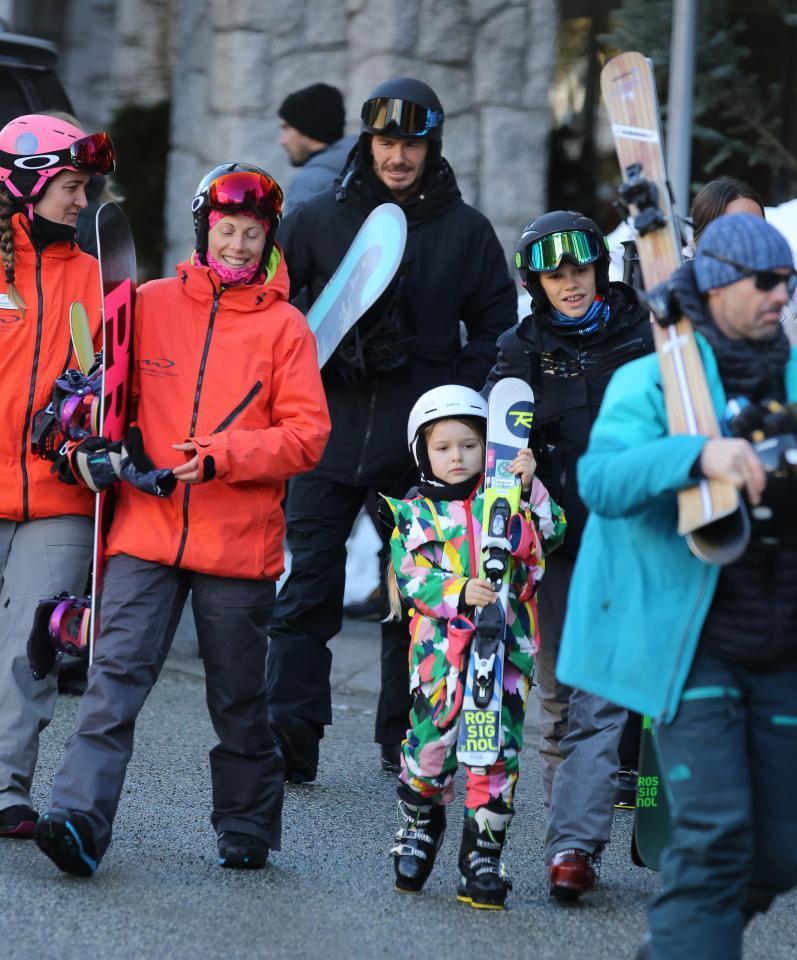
[694,213,793,293]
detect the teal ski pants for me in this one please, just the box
[649,651,797,960]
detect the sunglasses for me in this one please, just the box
[702,250,797,295]
[522,229,603,272]
[206,171,283,219]
[361,97,443,138]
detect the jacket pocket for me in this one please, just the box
[212,380,263,433]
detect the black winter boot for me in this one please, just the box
[456,816,512,910]
[390,801,446,893]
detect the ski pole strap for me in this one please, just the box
[507,512,535,561]
[446,615,475,659]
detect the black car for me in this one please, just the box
[0,28,72,125]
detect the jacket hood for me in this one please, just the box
[309,134,358,180]
[176,242,291,312]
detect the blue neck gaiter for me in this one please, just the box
[549,295,610,337]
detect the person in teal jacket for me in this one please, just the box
[557,213,797,960]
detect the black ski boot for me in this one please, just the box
[390,800,446,893]
[456,817,512,910]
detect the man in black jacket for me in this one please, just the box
[266,77,516,782]
[484,210,654,898]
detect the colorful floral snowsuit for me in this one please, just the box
[385,477,565,833]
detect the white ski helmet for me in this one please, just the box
[407,384,488,467]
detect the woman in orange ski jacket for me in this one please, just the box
[37,164,329,876]
[0,114,115,840]
[105,216,330,579]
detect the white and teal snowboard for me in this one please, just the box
[456,377,535,767]
[306,203,407,368]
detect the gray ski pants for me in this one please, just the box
[535,550,627,860]
[534,551,576,803]
[49,554,284,862]
[544,687,627,860]
[0,515,93,811]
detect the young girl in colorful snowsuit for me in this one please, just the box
[0,114,115,839]
[385,385,565,908]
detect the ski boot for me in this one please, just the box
[456,817,512,910]
[391,800,446,893]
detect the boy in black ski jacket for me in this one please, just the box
[484,210,653,899]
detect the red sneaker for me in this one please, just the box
[0,804,39,839]
[548,848,597,900]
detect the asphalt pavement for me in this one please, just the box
[2,612,795,960]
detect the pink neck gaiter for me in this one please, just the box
[205,210,268,285]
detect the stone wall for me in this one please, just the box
[164,0,557,270]
[4,0,557,274]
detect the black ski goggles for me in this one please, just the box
[701,250,797,296]
[522,229,603,273]
[361,97,443,138]
[205,170,283,220]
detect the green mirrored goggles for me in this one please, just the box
[526,230,602,272]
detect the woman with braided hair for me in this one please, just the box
[0,113,115,838]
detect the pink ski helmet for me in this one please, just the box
[0,114,116,216]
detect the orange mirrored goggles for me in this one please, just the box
[207,171,284,219]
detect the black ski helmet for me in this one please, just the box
[515,210,610,311]
[360,77,444,143]
[191,162,283,268]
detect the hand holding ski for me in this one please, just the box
[456,378,535,767]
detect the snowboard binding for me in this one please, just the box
[27,594,91,680]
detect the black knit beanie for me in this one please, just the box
[278,83,345,144]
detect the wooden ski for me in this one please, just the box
[601,52,748,565]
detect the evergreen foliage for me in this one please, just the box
[601,0,797,192]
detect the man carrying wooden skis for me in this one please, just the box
[557,212,797,960]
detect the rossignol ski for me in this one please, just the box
[456,377,535,767]
[601,51,748,566]
[630,716,672,870]
[306,202,407,368]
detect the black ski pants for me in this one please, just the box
[49,555,283,862]
[266,471,412,747]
